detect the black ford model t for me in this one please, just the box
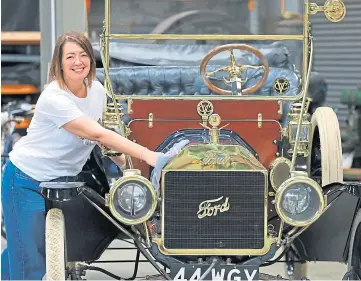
[41,0,361,280]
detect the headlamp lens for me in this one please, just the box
[118,183,147,213]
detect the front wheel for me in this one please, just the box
[45,208,66,280]
[307,107,343,185]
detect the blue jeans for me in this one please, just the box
[1,161,85,280]
[1,160,46,280]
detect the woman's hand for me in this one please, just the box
[143,149,163,167]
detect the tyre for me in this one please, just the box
[45,208,66,280]
[307,107,343,185]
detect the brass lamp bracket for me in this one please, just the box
[148,113,153,128]
[258,113,263,128]
[308,0,346,22]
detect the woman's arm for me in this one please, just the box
[110,154,126,169]
[62,115,160,166]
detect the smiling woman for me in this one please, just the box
[0,31,167,281]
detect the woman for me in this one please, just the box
[1,32,161,280]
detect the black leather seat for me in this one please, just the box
[96,65,300,97]
[95,41,300,98]
[96,65,301,127]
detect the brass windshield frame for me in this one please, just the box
[100,0,314,102]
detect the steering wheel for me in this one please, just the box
[200,44,270,95]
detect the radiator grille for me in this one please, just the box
[163,170,266,250]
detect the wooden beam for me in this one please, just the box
[1,31,41,45]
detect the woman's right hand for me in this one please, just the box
[143,150,163,167]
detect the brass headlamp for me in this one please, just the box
[105,169,157,225]
[275,173,326,227]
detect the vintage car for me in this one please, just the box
[40,0,361,280]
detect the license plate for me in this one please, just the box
[170,264,259,281]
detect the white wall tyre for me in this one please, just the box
[345,209,361,280]
[307,107,343,186]
[45,208,66,281]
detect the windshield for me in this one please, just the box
[107,0,304,36]
[97,0,307,99]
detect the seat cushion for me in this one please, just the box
[96,65,300,97]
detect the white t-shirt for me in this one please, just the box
[9,80,106,181]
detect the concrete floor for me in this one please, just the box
[84,240,348,280]
[1,238,347,280]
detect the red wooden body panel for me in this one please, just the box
[130,100,281,120]
[126,100,282,176]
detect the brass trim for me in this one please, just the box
[128,99,133,114]
[273,78,290,95]
[109,92,306,101]
[148,113,153,128]
[163,144,267,171]
[159,169,273,255]
[290,38,314,171]
[208,114,221,127]
[198,114,228,145]
[108,34,304,41]
[288,123,311,144]
[269,157,292,191]
[278,101,283,116]
[197,196,230,219]
[127,118,284,140]
[277,220,284,246]
[129,118,281,124]
[197,100,214,125]
[124,126,132,137]
[153,238,275,256]
[287,102,312,157]
[302,1,310,100]
[258,113,262,128]
[275,176,326,227]
[308,0,346,22]
[108,169,157,225]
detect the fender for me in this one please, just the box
[296,182,361,263]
